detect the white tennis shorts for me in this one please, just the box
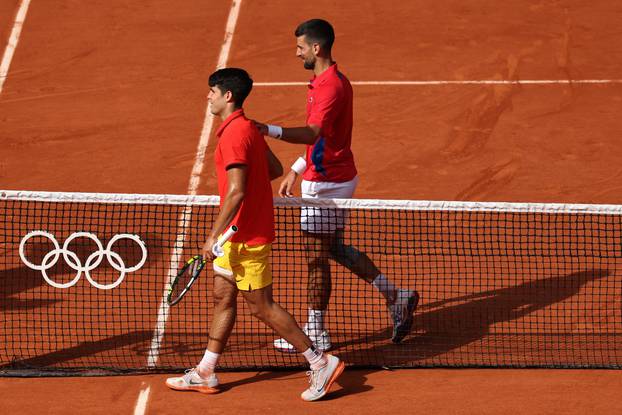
[300,176,359,233]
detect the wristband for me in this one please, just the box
[267,124,283,139]
[291,157,307,175]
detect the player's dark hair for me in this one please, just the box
[208,68,253,107]
[294,19,335,52]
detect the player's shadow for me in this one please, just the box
[142,331,374,397]
[216,367,372,398]
[325,368,373,398]
[0,264,59,310]
[335,268,611,367]
[2,268,610,401]
[216,370,304,393]
[0,330,154,372]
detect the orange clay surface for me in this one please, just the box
[2,370,622,414]
[0,1,18,47]
[2,0,622,413]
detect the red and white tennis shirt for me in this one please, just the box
[303,64,358,183]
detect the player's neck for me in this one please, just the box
[219,105,241,120]
[313,58,335,77]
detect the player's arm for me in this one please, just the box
[202,165,247,260]
[254,123,321,145]
[266,145,284,181]
[254,88,338,145]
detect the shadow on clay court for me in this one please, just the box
[2,268,614,391]
[0,233,165,310]
[335,269,613,367]
[215,367,373,398]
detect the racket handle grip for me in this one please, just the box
[212,225,239,257]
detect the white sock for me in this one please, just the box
[307,309,325,336]
[198,349,220,377]
[302,346,327,370]
[372,274,397,304]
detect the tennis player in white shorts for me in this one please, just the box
[255,18,420,353]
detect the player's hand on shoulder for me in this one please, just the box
[252,120,268,136]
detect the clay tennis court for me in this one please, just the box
[2,0,622,413]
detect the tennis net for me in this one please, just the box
[1,189,621,375]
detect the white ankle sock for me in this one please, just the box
[198,349,220,377]
[372,274,397,303]
[307,309,325,336]
[302,346,327,370]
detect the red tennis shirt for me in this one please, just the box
[303,63,357,183]
[214,109,275,245]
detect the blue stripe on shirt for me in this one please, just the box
[311,136,327,176]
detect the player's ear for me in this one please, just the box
[312,42,321,56]
[224,90,234,103]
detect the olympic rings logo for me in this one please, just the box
[19,231,148,290]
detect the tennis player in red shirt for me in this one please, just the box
[166,68,343,401]
[256,19,419,352]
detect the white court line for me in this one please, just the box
[133,383,151,415]
[4,78,617,105]
[145,0,242,371]
[254,79,622,86]
[0,0,31,95]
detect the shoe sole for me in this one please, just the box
[391,291,420,343]
[303,360,345,402]
[165,381,220,394]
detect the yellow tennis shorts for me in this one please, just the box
[212,241,272,291]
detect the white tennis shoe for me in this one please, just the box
[301,354,345,401]
[165,368,220,394]
[274,325,332,352]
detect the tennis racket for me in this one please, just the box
[167,225,238,306]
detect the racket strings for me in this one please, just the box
[168,256,205,305]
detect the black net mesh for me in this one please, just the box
[1,191,621,375]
